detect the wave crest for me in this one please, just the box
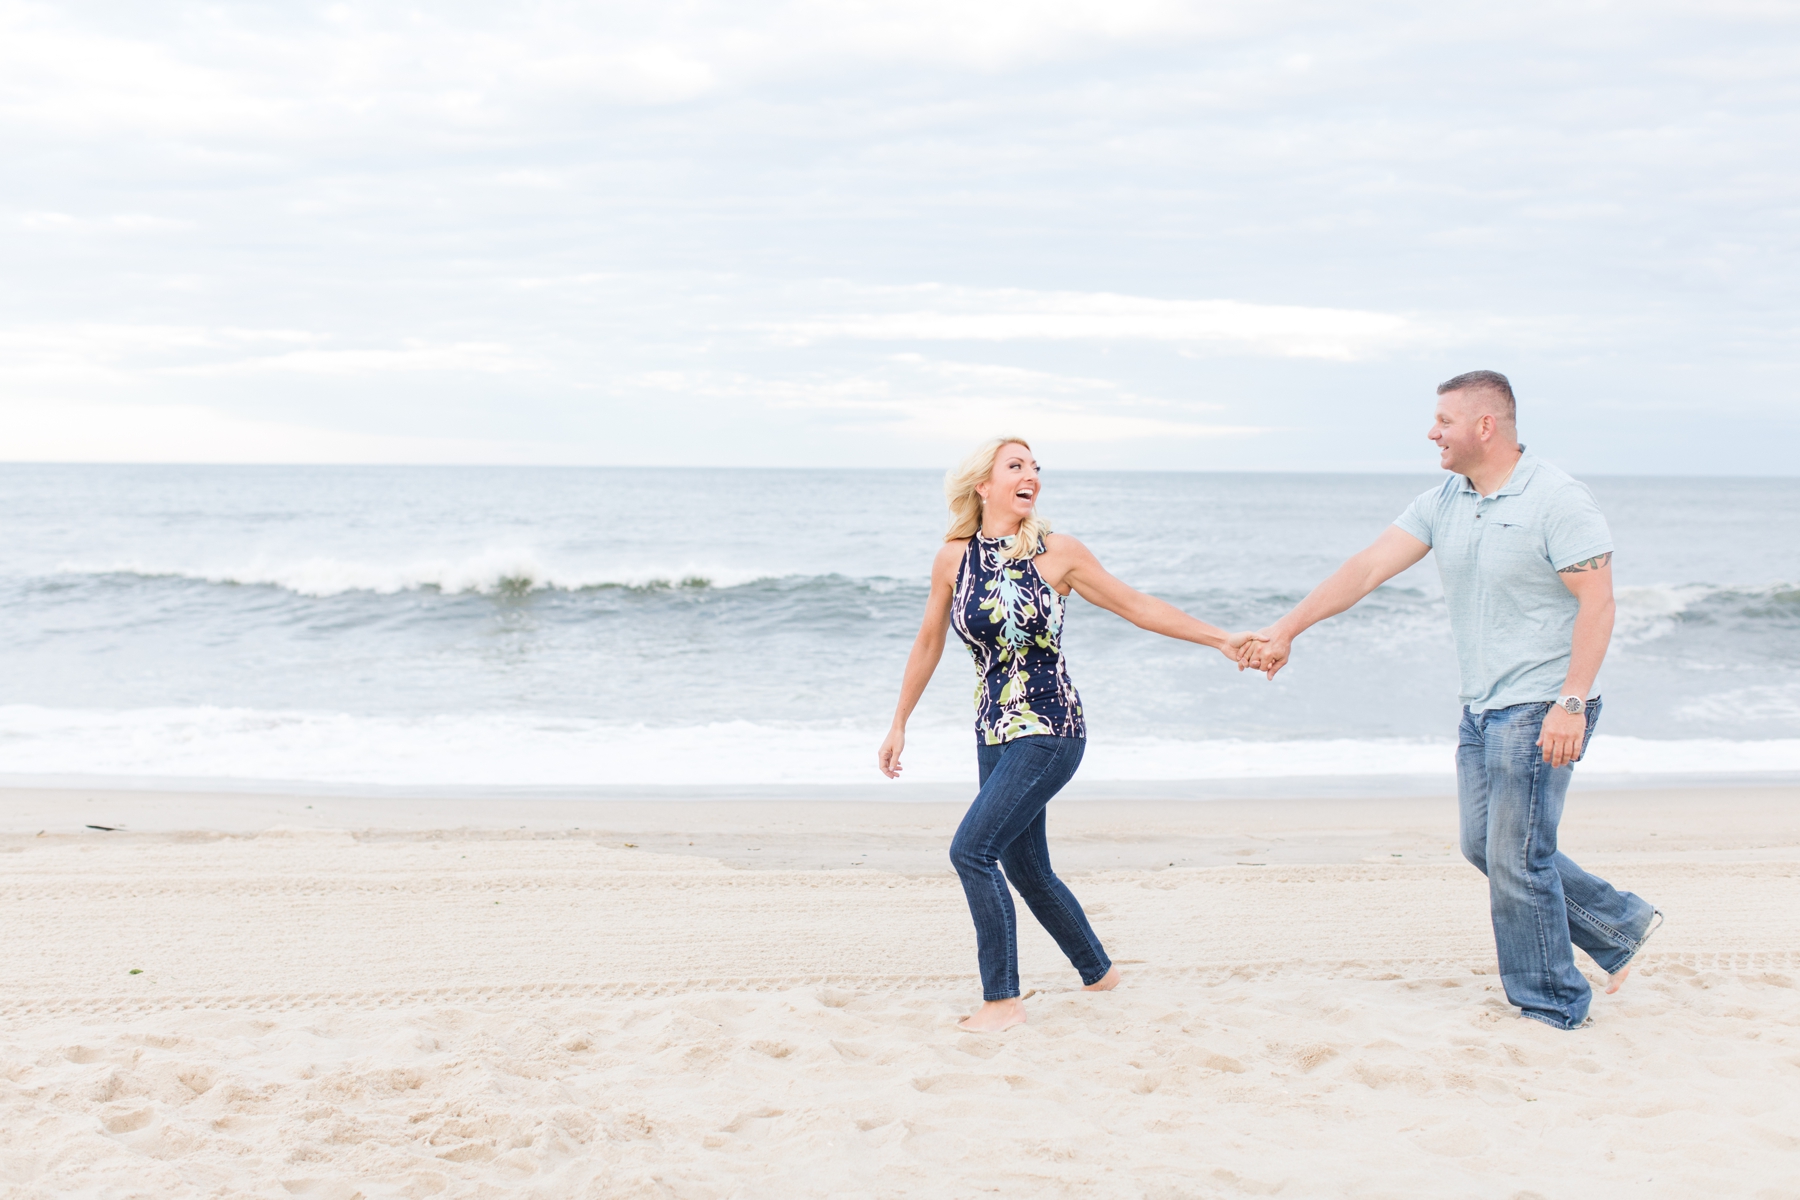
[1614,581,1798,643]
[52,551,790,597]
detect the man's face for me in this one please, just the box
[1428,389,1492,475]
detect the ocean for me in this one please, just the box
[2,464,1796,793]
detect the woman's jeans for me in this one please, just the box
[1458,698,1657,1029]
[950,735,1112,1001]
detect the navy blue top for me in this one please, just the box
[950,534,1086,745]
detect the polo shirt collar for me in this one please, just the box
[1457,446,1537,498]
[1496,448,1538,496]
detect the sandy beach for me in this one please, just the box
[3,785,1797,1198]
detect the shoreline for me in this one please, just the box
[4,784,1797,868]
[4,771,1798,819]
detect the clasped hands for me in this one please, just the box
[1222,628,1290,679]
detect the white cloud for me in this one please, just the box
[18,211,75,229]
[0,0,1244,138]
[165,341,533,377]
[631,355,1266,444]
[766,0,1233,71]
[0,399,568,464]
[0,325,297,387]
[852,403,1260,443]
[762,285,1431,361]
[0,325,533,382]
[12,210,193,233]
[899,355,1224,406]
[522,44,719,105]
[0,5,288,136]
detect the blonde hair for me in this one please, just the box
[944,436,1051,561]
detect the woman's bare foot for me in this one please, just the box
[1605,965,1631,994]
[958,998,1027,1032]
[1083,965,1123,992]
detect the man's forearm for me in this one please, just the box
[1559,595,1615,699]
[1271,554,1389,640]
[1244,527,1429,677]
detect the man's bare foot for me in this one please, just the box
[1083,966,1123,992]
[958,998,1027,1032]
[1608,909,1664,995]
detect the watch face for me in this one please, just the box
[1562,698,1582,713]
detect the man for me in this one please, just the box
[1242,370,1661,1030]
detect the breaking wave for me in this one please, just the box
[47,551,834,597]
[1613,582,1799,643]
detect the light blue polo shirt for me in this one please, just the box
[1393,450,1613,713]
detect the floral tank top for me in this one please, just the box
[950,534,1086,745]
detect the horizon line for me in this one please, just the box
[1,460,1796,480]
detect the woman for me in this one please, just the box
[878,436,1254,1032]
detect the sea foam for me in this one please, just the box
[1,705,1794,790]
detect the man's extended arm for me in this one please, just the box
[1241,526,1431,678]
[1538,553,1615,767]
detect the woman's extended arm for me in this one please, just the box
[1041,534,1252,662]
[878,542,964,778]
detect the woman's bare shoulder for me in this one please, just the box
[1039,532,1092,559]
[932,539,969,577]
[1035,533,1104,595]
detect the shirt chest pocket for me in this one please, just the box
[1481,520,1546,569]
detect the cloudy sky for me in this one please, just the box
[2,1,1796,472]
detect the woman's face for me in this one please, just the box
[976,443,1040,526]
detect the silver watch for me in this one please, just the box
[1557,695,1586,715]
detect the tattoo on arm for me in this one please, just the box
[1558,552,1612,574]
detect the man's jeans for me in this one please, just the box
[1458,698,1657,1029]
[950,735,1111,1001]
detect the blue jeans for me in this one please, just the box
[950,735,1112,1001]
[1458,698,1658,1029]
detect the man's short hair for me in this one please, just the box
[1437,370,1516,425]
